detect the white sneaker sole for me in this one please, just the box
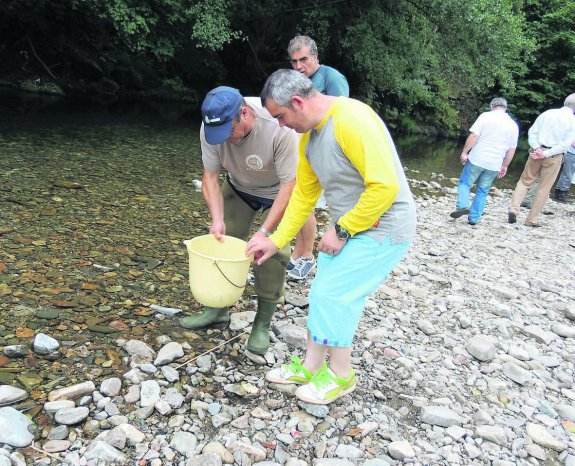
[295,382,357,404]
[265,369,307,385]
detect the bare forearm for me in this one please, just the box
[462,133,478,155]
[201,171,224,223]
[501,148,516,169]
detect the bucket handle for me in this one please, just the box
[213,260,247,288]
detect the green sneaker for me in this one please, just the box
[295,365,356,404]
[265,355,315,385]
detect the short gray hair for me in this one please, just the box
[564,93,575,110]
[490,97,507,109]
[287,35,318,57]
[261,69,315,108]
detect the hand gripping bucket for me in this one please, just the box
[183,235,253,308]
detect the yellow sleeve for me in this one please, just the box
[334,104,400,235]
[269,135,322,249]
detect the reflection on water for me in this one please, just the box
[0,92,529,191]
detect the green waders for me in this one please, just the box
[180,180,290,353]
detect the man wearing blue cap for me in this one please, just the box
[180,86,298,355]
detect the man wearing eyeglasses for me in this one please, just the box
[285,35,349,280]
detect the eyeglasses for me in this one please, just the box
[289,56,310,65]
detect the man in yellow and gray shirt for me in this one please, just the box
[247,69,416,405]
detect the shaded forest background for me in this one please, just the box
[0,0,573,135]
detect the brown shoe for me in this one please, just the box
[524,222,542,228]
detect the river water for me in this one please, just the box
[0,94,528,391]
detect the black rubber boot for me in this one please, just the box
[179,307,229,329]
[554,189,569,203]
[247,299,276,355]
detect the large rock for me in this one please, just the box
[526,423,567,451]
[0,406,35,447]
[466,335,497,361]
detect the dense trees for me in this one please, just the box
[0,0,573,134]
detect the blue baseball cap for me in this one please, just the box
[201,86,243,144]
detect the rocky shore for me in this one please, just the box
[1,179,575,466]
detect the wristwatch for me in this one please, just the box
[335,223,350,241]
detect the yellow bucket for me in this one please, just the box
[183,235,253,308]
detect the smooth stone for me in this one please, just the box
[202,442,234,464]
[124,340,156,361]
[334,444,364,459]
[42,440,71,453]
[552,323,575,338]
[117,423,146,445]
[44,400,75,413]
[32,333,59,355]
[0,385,27,406]
[140,380,161,407]
[124,385,140,403]
[0,406,34,447]
[229,311,255,331]
[48,381,95,401]
[475,425,508,446]
[161,366,180,382]
[523,325,555,345]
[525,443,547,461]
[278,325,307,348]
[466,335,497,362]
[47,425,68,440]
[154,341,184,366]
[298,402,329,418]
[83,441,127,462]
[556,404,575,422]
[171,431,198,458]
[421,406,465,427]
[184,453,222,466]
[3,345,29,358]
[387,440,416,460]
[54,407,90,425]
[503,362,532,385]
[526,422,568,451]
[100,378,122,397]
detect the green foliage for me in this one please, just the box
[509,0,575,128]
[0,0,571,134]
[341,0,532,133]
[188,0,242,50]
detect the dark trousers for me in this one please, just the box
[222,179,290,304]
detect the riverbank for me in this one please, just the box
[1,173,575,465]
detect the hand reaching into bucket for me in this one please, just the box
[209,220,226,241]
[246,234,279,266]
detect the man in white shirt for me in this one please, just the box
[508,93,575,226]
[450,98,519,225]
